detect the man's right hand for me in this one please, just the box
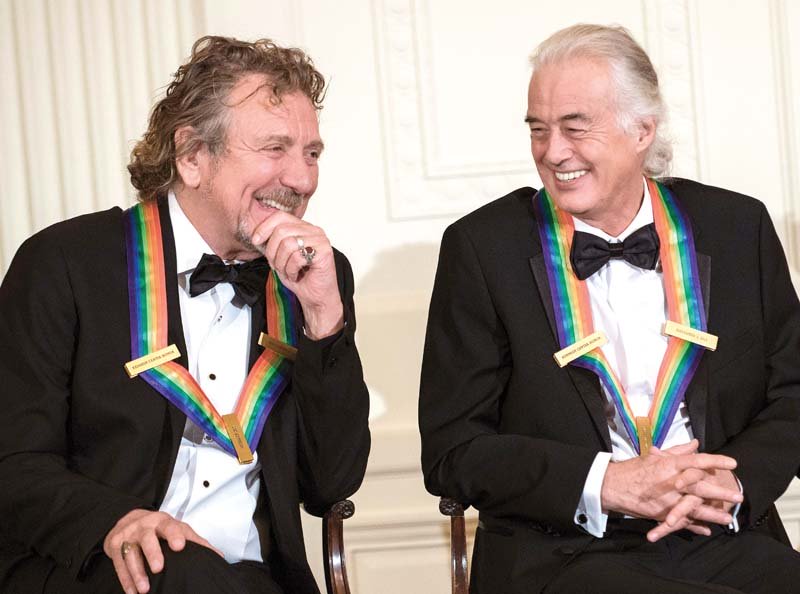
[600,440,743,536]
[103,509,223,594]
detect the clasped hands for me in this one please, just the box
[600,439,743,542]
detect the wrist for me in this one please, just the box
[302,299,344,340]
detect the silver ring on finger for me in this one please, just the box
[121,541,134,560]
[295,236,305,250]
[301,245,316,265]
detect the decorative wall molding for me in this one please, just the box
[374,0,706,220]
[768,0,800,269]
[0,0,204,273]
[372,0,535,220]
[643,0,701,180]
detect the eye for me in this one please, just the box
[262,145,285,154]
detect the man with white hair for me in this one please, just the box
[420,24,800,593]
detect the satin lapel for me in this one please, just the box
[157,197,190,487]
[684,251,711,450]
[530,249,612,451]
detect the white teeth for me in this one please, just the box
[259,199,291,212]
[555,170,588,182]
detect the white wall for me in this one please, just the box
[2,1,800,591]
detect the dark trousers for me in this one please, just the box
[42,541,284,594]
[542,521,800,594]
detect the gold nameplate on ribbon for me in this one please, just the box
[553,331,608,368]
[636,416,653,457]
[258,332,298,361]
[222,413,254,465]
[124,344,181,378]
[662,321,718,351]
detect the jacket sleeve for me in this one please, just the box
[419,223,597,532]
[0,231,148,579]
[292,250,371,515]
[715,203,800,526]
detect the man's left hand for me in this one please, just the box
[646,466,741,542]
[251,212,343,340]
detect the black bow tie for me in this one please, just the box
[188,253,270,306]
[569,223,660,280]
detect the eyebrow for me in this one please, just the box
[257,134,325,152]
[524,113,592,124]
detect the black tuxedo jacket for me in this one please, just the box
[420,178,800,591]
[0,200,370,594]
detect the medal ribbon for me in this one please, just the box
[124,201,296,458]
[534,179,707,453]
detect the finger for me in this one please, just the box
[647,516,691,542]
[673,467,707,490]
[251,211,302,247]
[267,228,312,272]
[662,439,700,456]
[284,250,308,282]
[139,530,165,574]
[158,520,188,552]
[262,222,315,264]
[123,545,151,593]
[110,550,138,594]
[665,494,703,526]
[674,453,737,472]
[685,523,712,536]
[178,524,225,558]
[688,504,734,526]
[679,479,743,505]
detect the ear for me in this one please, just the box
[635,117,657,154]
[174,126,209,189]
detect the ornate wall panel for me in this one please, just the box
[0,0,204,272]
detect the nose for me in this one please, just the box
[279,150,317,197]
[541,129,573,167]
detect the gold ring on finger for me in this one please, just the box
[121,541,133,560]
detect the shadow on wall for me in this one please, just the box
[354,242,442,426]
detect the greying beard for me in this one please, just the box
[253,186,303,212]
[237,187,304,250]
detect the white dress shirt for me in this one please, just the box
[572,180,707,537]
[158,193,263,562]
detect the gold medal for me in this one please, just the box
[222,414,254,464]
[635,416,653,457]
[258,332,298,361]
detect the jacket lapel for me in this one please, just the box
[684,250,711,450]
[529,219,613,451]
[153,197,191,502]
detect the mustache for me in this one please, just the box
[254,187,303,211]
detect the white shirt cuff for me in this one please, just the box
[728,474,744,532]
[575,452,612,537]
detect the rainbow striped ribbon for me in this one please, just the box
[124,201,296,458]
[534,179,707,453]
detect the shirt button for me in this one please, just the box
[577,513,588,524]
[209,373,217,380]
[203,434,213,444]
[203,480,210,488]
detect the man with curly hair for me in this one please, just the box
[0,36,369,594]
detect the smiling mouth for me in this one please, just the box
[555,170,588,182]
[254,187,303,212]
